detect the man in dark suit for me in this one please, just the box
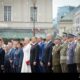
[37,37,45,72]
[30,37,40,73]
[4,42,13,73]
[41,34,55,72]
[0,37,5,73]
[8,40,18,73]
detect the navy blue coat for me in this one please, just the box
[42,41,55,64]
[38,42,45,61]
[0,48,5,66]
[8,48,16,66]
[0,48,5,72]
[9,48,16,61]
[66,42,76,64]
[4,52,11,73]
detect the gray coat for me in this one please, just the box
[66,42,76,64]
[74,41,80,63]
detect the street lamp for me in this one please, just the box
[32,0,37,36]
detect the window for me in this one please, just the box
[76,26,80,31]
[4,6,11,21]
[30,7,37,22]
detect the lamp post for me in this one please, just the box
[32,0,37,36]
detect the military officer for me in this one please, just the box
[75,33,80,73]
[66,34,77,73]
[52,37,62,73]
[60,33,68,73]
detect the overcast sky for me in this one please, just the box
[53,0,80,19]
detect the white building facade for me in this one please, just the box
[73,6,80,35]
[0,0,53,38]
[59,12,74,36]
[58,6,80,36]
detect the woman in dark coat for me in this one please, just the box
[13,41,23,73]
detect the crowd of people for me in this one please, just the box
[0,33,80,73]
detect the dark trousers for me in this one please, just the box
[0,69,4,73]
[4,61,11,73]
[10,63,15,73]
[30,61,45,73]
[31,64,37,73]
[67,64,77,73]
[44,64,53,73]
[0,68,4,73]
[37,62,46,73]
[13,65,21,73]
[0,64,4,73]
[77,63,80,73]
[38,65,46,73]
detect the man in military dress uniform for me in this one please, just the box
[66,34,77,73]
[75,33,80,73]
[52,36,62,73]
[60,33,68,73]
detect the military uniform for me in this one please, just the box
[75,34,80,73]
[60,42,68,73]
[66,34,77,73]
[52,44,62,73]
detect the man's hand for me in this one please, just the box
[1,65,4,70]
[9,60,13,63]
[13,65,14,68]
[40,61,43,66]
[33,61,36,66]
[48,62,51,66]
[1,65,4,68]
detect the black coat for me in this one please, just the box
[4,53,11,73]
[0,48,5,65]
[42,41,55,65]
[30,43,40,64]
[0,48,5,72]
